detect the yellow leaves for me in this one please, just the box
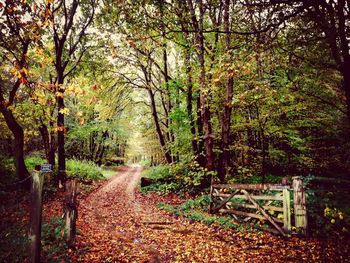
[8,66,29,84]
[213,78,221,84]
[76,111,85,125]
[331,219,335,224]
[56,91,64,98]
[59,107,70,115]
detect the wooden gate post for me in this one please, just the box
[64,179,78,248]
[292,176,308,235]
[282,189,291,234]
[29,166,44,263]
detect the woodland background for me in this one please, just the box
[1,0,350,261]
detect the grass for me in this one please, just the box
[140,165,182,194]
[66,159,103,180]
[101,166,117,179]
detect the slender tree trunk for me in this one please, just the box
[0,107,29,185]
[39,124,50,162]
[342,61,350,133]
[148,89,172,164]
[198,0,214,172]
[39,121,56,167]
[184,44,199,155]
[57,73,66,185]
[48,120,56,166]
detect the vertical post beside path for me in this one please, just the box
[29,166,44,263]
[292,176,308,235]
[65,179,78,248]
[282,188,291,234]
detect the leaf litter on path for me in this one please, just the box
[61,166,350,262]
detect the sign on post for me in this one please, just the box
[40,164,52,173]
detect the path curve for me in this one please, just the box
[73,166,347,262]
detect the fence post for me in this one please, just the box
[29,166,44,263]
[282,188,291,234]
[65,179,78,248]
[292,176,308,235]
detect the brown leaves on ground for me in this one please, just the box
[68,166,349,262]
[1,167,349,262]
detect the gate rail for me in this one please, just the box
[209,177,307,237]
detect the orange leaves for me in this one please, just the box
[91,84,99,91]
[53,126,66,132]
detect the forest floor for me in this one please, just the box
[65,166,349,262]
[2,166,350,262]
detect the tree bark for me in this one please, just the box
[148,89,172,164]
[57,73,66,185]
[39,123,56,166]
[184,44,199,155]
[0,106,29,185]
[198,0,214,171]
[218,0,234,182]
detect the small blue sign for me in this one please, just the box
[41,164,52,173]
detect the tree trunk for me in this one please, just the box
[57,73,66,186]
[184,44,199,155]
[198,0,214,172]
[39,123,56,167]
[0,106,29,186]
[148,89,172,164]
[218,0,234,182]
[342,62,350,132]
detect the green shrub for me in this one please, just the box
[142,165,172,181]
[25,155,45,172]
[140,182,181,195]
[170,160,214,190]
[140,165,182,194]
[41,216,70,261]
[0,155,15,180]
[176,194,211,212]
[0,222,28,262]
[228,173,284,184]
[140,161,215,194]
[66,159,104,180]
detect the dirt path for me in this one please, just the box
[73,166,349,262]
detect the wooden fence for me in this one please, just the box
[209,177,307,237]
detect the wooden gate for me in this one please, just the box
[209,180,305,237]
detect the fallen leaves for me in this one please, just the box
[2,166,349,262]
[68,167,350,262]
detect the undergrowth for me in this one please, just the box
[157,195,244,230]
